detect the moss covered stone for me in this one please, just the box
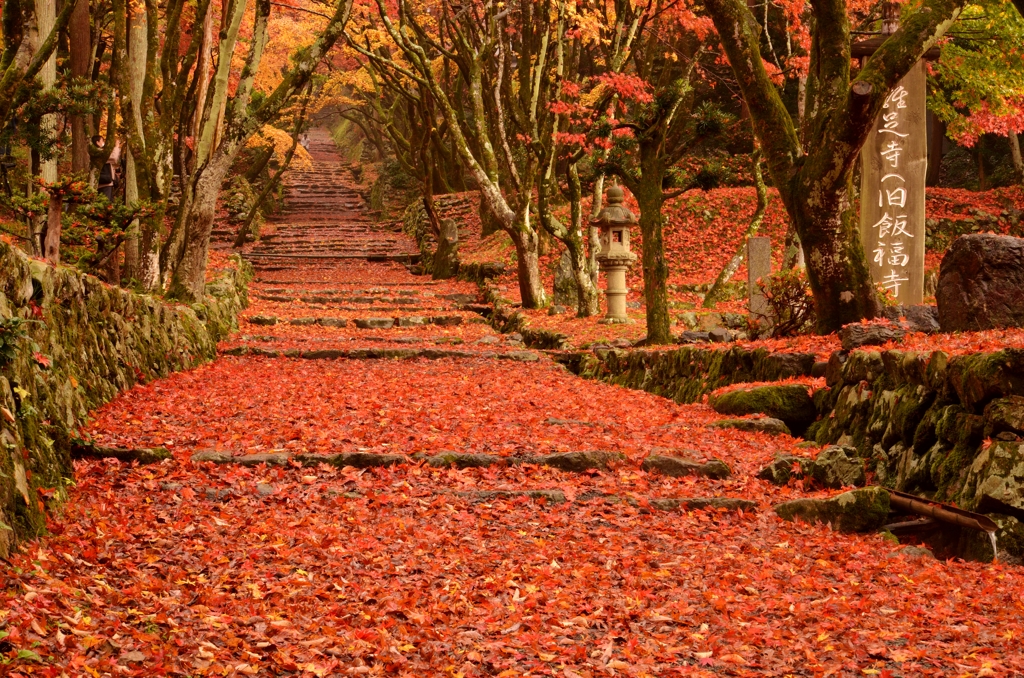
[641,454,731,479]
[959,440,1024,514]
[709,384,817,433]
[803,445,866,489]
[710,417,791,436]
[774,486,891,533]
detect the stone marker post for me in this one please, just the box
[859,60,928,305]
[747,236,772,318]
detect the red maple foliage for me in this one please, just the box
[3,354,1023,676]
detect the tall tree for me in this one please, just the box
[703,0,967,332]
[167,0,355,301]
[351,0,560,309]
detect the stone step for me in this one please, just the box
[244,253,420,262]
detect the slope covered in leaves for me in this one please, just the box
[3,354,1024,677]
[448,185,1024,347]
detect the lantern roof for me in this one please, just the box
[592,186,637,226]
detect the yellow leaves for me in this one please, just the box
[246,126,314,172]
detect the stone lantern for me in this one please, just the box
[591,186,638,323]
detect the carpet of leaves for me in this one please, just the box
[3,356,1024,677]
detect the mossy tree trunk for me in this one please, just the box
[632,161,672,345]
[704,0,966,332]
[167,0,353,301]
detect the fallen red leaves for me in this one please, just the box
[3,355,1024,677]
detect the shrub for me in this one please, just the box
[756,268,815,337]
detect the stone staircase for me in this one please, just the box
[217,128,518,356]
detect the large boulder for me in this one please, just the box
[709,384,817,434]
[936,234,1024,332]
[959,440,1024,515]
[773,486,891,533]
[803,445,866,489]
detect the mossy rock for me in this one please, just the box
[948,349,1024,411]
[709,384,817,433]
[773,486,891,533]
[958,440,1024,514]
[757,455,805,485]
[803,445,866,489]
[709,417,792,436]
[983,396,1024,438]
[641,454,731,479]
[527,450,624,472]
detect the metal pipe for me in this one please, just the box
[888,490,997,534]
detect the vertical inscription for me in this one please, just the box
[860,60,928,305]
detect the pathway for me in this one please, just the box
[1,132,1021,677]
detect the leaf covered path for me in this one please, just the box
[3,136,1023,677]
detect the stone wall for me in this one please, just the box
[559,346,817,403]
[0,243,250,557]
[809,349,1024,514]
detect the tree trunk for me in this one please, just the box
[27,149,42,256]
[69,0,91,174]
[43,193,61,264]
[167,160,229,301]
[781,173,879,332]
[1010,133,1024,183]
[192,6,214,140]
[509,222,547,309]
[635,169,671,345]
[567,164,599,316]
[781,225,805,270]
[122,4,149,285]
[243,146,274,183]
[976,139,987,191]
[926,111,945,186]
[35,0,58,261]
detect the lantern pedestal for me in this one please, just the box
[597,255,636,324]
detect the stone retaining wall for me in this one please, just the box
[0,243,250,556]
[809,349,1024,513]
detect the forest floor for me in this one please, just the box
[2,132,1023,678]
[431,183,1024,350]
